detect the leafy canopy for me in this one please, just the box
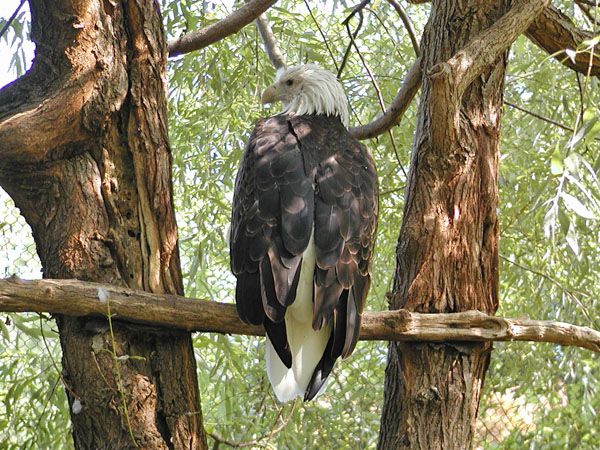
[0,1,598,448]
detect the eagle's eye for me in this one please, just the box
[285,79,294,86]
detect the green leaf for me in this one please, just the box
[580,35,600,49]
[550,154,564,175]
[558,208,570,235]
[561,192,595,219]
[0,318,10,341]
[565,222,579,257]
[543,205,557,237]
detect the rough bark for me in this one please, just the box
[167,0,278,56]
[526,5,600,76]
[2,278,599,352]
[0,1,206,448]
[378,1,548,449]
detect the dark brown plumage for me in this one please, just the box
[230,113,378,401]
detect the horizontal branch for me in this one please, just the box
[168,0,277,57]
[526,5,600,76]
[1,278,598,352]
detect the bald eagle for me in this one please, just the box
[230,65,378,402]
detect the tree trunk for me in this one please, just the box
[379,1,509,448]
[0,1,207,448]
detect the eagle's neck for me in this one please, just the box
[281,78,349,127]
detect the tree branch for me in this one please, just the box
[167,0,278,57]
[0,77,94,166]
[304,0,340,74]
[0,0,25,41]
[431,0,550,98]
[428,0,549,146]
[349,58,422,140]
[574,0,598,25]
[387,0,420,56]
[505,100,600,141]
[254,14,286,69]
[407,2,600,76]
[526,5,600,76]
[1,278,598,352]
[0,0,129,168]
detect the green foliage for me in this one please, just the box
[1,0,599,448]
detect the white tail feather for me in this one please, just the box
[265,231,331,402]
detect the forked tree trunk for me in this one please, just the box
[0,1,207,448]
[379,1,509,448]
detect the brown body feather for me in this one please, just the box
[230,114,378,400]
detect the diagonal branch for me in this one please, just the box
[304,0,340,74]
[387,0,420,56]
[1,278,599,352]
[408,1,600,76]
[430,0,550,97]
[0,1,129,168]
[505,100,600,141]
[428,0,549,146]
[0,0,25,41]
[349,58,422,140]
[167,0,278,57]
[526,5,600,76]
[254,14,286,69]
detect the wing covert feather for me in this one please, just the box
[231,116,315,360]
[293,116,377,370]
[232,115,378,400]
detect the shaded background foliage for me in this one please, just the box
[0,0,598,448]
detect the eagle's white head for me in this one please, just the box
[261,64,350,127]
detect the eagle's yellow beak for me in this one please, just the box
[261,84,278,104]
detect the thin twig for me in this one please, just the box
[106,297,139,448]
[504,101,600,142]
[39,315,80,400]
[0,0,25,42]
[575,72,585,130]
[387,0,420,56]
[303,0,339,73]
[346,22,385,110]
[499,254,596,327]
[338,0,371,77]
[345,15,406,175]
[380,185,406,196]
[27,374,61,450]
[504,101,573,132]
[208,402,294,448]
[365,8,405,61]
[342,0,373,25]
